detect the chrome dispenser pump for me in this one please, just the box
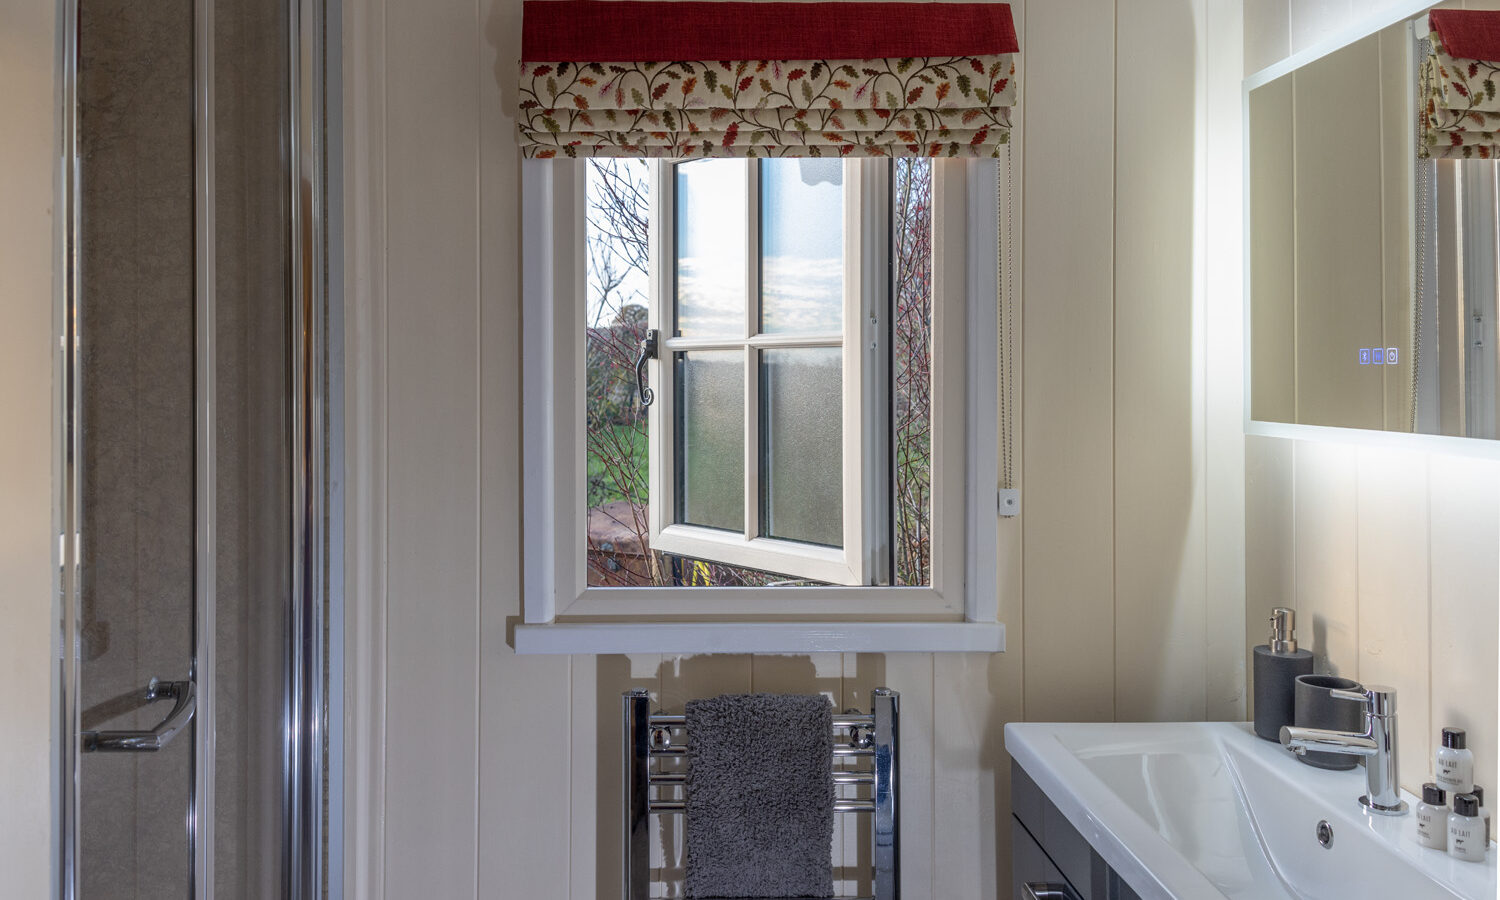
[1270,607,1297,653]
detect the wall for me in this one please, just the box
[1245,0,1500,800]
[0,0,59,895]
[1246,438,1500,796]
[349,0,1250,895]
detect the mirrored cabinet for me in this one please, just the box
[1247,12,1500,443]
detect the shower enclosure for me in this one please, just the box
[56,0,341,895]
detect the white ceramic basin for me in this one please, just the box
[1005,722,1497,900]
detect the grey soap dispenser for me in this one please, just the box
[1253,607,1314,741]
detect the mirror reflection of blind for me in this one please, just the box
[1460,161,1500,438]
[1418,10,1500,437]
[1415,36,1435,436]
[1424,155,1500,440]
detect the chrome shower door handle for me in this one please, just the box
[81,678,196,752]
[1023,883,1080,900]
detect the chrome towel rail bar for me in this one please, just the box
[647,771,875,785]
[648,713,875,728]
[648,798,878,814]
[648,744,874,757]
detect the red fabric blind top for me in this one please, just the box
[1431,9,1500,62]
[521,0,1018,62]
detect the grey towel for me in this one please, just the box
[683,693,835,899]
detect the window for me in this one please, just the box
[519,157,1004,654]
[644,157,886,586]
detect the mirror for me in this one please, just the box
[1247,10,1500,439]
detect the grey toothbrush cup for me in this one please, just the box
[1293,674,1365,770]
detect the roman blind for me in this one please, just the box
[517,0,1019,158]
[1422,9,1500,159]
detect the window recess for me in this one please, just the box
[517,157,1005,654]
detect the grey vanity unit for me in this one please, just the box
[1012,762,1141,900]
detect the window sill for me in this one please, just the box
[511,621,1005,655]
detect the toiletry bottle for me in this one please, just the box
[1253,608,1314,741]
[1437,727,1475,794]
[1417,783,1448,850]
[1473,785,1491,844]
[1448,793,1487,862]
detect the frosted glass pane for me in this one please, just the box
[675,160,748,338]
[760,159,844,334]
[760,348,842,546]
[675,351,744,531]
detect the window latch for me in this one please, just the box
[636,328,659,410]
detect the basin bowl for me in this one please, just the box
[1005,721,1497,900]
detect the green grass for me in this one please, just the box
[586,422,647,508]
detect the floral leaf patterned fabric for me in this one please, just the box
[517,1,1018,159]
[1422,11,1500,159]
[519,56,1016,158]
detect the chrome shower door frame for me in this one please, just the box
[287,0,345,893]
[192,0,219,890]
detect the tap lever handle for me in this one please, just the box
[1331,685,1396,717]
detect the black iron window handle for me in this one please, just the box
[636,329,659,410]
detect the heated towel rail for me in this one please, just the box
[622,687,900,900]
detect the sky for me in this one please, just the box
[588,158,846,336]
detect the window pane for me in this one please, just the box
[893,158,933,586]
[676,350,744,531]
[584,158,653,587]
[675,160,748,338]
[760,159,844,335]
[760,347,842,546]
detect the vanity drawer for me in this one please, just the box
[1012,817,1074,899]
[1012,761,1141,900]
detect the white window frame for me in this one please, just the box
[516,156,1004,654]
[646,158,886,587]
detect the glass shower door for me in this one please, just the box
[74,0,203,893]
[63,0,335,894]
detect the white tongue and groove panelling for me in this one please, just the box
[1246,437,1500,802]
[0,0,62,893]
[358,0,1245,895]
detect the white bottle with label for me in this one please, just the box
[1449,793,1487,862]
[1417,783,1448,850]
[1473,785,1492,845]
[1437,727,1475,795]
